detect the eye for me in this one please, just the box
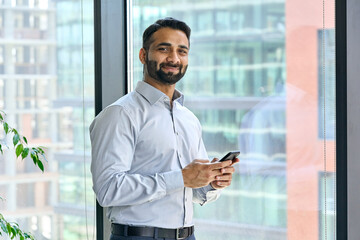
[158,47,168,52]
[178,49,188,56]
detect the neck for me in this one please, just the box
[144,76,176,102]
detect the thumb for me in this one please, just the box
[211,158,219,163]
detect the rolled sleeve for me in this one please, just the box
[192,184,221,206]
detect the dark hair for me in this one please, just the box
[142,17,191,50]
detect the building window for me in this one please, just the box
[129,0,335,239]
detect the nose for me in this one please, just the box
[166,50,180,64]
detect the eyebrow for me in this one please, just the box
[156,42,189,50]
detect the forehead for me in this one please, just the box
[149,27,189,48]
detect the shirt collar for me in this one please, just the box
[135,81,184,106]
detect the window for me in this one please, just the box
[129,0,335,239]
[0,0,95,239]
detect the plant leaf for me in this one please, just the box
[0,113,3,120]
[10,226,16,238]
[37,159,44,172]
[30,152,37,165]
[21,148,29,159]
[6,223,11,234]
[23,136,28,144]
[0,220,6,232]
[16,144,24,158]
[3,122,9,134]
[13,134,20,146]
[37,147,45,154]
[0,144,2,154]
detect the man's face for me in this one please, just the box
[140,27,189,85]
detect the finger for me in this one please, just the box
[211,158,219,163]
[210,182,222,189]
[215,174,232,181]
[230,158,240,165]
[210,169,223,178]
[214,180,231,187]
[210,170,231,182]
[220,166,235,174]
[209,164,233,179]
[209,160,232,170]
[194,159,210,164]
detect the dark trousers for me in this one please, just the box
[109,233,196,240]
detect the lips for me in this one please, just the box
[162,66,179,72]
[160,63,181,72]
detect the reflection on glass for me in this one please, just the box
[0,0,95,239]
[130,0,335,239]
[318,29,335,140]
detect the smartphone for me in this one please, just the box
[218,151,240,162]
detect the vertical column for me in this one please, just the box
[347,0,360,239]
[95,1,128,239]
[48,3,58,240]
[4,0,14,39]
[4,1,16,212]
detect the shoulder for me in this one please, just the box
[110,91,139,112]
[90,92,142,129]
[103,90,149,117]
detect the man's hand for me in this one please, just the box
[210,157,239,189]
[182,159,233,188]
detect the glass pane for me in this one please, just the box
[0,0,95,239]
[129,0,335,240]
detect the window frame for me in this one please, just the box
[94,1,128,239]
[93,0,359,239]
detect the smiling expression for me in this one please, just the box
[140,27,189,85]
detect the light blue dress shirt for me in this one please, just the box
[90,81,220,228]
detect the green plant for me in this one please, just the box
[0,110,46,239]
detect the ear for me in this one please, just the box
[139,48,146,64]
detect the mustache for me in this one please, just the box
[159,62,182,68]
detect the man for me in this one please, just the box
[90,17,239,240]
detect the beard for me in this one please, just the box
[145,59,188,85]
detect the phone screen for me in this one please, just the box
[219,151,240,162]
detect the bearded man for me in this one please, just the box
[90,17,238,240]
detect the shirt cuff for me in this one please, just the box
[205,185,221,200]
[203,184,221,198]
[163,170,184,194]
[205,184,217,191]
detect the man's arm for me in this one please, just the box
[188,132,237,205]
[90,106,184,207]
[189,159,237,205]
[90,106,230,207]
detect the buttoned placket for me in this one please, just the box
[169,101,184,167]
[170,100,191,226]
